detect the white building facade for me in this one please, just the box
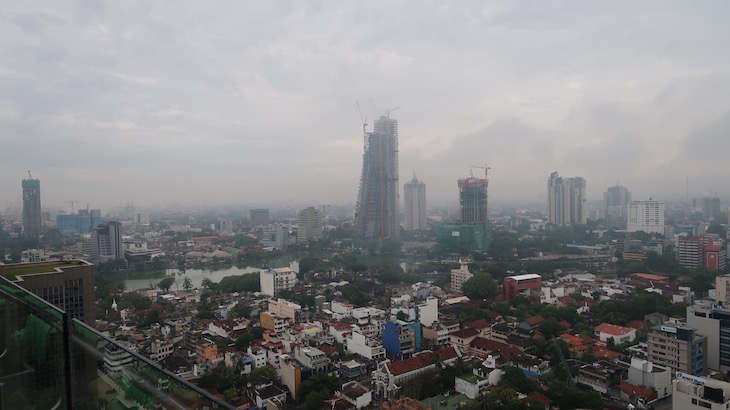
[403,176,427,230]
[627,200,665,234]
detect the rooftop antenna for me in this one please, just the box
[28,169,32,179]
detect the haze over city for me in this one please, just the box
[2,1,730,211]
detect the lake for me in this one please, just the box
[116,261,298,291]
[112,256,408,291]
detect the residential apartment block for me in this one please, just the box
[647,322,706,376]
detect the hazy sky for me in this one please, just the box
[2,1,730,212]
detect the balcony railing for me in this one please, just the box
[0,276,234,409]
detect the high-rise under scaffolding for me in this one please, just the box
[458,176,489,251]
[355,115,400,240]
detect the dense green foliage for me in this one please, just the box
[157,277,175,292]
[461,271,499,299]
[547,381,603,410]
[217,273,261,292]
[592,289,686,325]
[118,292,152,310]
[298,374,340,400]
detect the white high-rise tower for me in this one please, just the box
[404,175,426,230]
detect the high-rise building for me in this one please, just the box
[0,259,95,325]
[355,115,399,240]
[676,236,726,271]
[459,177,487,225]
[250,208,270,228]
[547,172,586,226]
[22,176,41,238]
[687,301,730,373]
[604,184,631,229]
[297,206,323,244]
[458,175,489,251]
[403,175,426,230]
[604,184,631,208]
[703,196,722,220]
[57,209,103,237]
[95,221,123,262]
[627,199,665,234]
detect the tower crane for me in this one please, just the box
[385,106,400,118]
[59,200,79,214]
[469,164,490,185]
[356,100,368,135]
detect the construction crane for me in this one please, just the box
[27,169,32,179]
[385,106,400,118]
[469,164,490,185]
[59,200,79,214]
[553,337,575,387]
[355,100,368,135]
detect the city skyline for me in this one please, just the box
[1,2,730,210]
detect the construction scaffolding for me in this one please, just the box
[355,115,400,240]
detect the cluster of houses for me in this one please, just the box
[93,263,730,410]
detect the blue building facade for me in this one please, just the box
[382,320,420,359]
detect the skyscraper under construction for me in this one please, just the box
[22,174,41,239]
[355,115,400,240]
[459,175,489,250]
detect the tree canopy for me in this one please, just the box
[157,277,175,292]
[217,273,260,292]
[461,271,499,299]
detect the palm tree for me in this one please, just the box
[183,277,193,291]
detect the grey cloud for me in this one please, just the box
[1,1,730,209]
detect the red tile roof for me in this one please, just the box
[592,346,622,359]
[618,382,658,402]
[386,347,458,376]
[625,320,644,329]
[631,273,669,281]
[595,323,634,336]
[450,327,480,339]
[523,392,552,406]
[524,315,544,326]
[469,337,522,360]
[463,319,490,330]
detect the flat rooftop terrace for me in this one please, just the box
[1,260,90,280]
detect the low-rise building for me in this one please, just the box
[627,357,672,400]
[294,345,329,375]
[267,298,302,322]
[149,339,174,362]
[594,322,637,344]
[372,347,460,401]
[347,332,386,360]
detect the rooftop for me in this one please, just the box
[1,260,91,280]
[595,322,634,336]
[506,273,541,281]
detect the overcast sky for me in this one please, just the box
[2,1,730,213]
